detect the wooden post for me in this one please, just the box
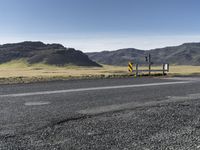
[136,64,138,77]
[149,63,151,76]
[162,64,165,75]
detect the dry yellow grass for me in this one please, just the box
[168,65,200,75]
[0,60,127,78]
[0,60,199,83]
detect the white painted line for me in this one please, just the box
[24,101,50,106]
[0,81,191,98]
[165,77,200,81]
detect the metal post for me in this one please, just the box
[148,54,151,76]
[149,54,151,63]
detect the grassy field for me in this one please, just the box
[0,60,199,84]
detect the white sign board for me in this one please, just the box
[164,64,169,71]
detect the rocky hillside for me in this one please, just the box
[87,43,200,66]
[0,41,101,67]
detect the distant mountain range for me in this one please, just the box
[0,41,200,67]
[87,43,200,66]
[0,41,101,67]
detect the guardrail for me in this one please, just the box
[128,63,169,76]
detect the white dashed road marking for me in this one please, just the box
[24,101,50,106]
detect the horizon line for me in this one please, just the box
[1,40,200,53]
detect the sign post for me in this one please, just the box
[136,64,138,77]
[148,54,151,76]
[163,64,169,75]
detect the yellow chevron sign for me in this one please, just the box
[128,62,133,72]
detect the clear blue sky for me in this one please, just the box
[0,0,200,51]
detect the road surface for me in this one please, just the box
[0,77,200,150]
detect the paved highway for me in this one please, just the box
[0,77,200,150]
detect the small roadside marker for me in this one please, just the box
[128,62,133,73]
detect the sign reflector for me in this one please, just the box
[128,62,133,72]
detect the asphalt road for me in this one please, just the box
[0,77,200,150]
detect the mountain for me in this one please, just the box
[87,43,200,66]
[0,41,101,67]
[87,48,146,66]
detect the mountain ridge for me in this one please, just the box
[0,41,101,67]
[87,42,200,66]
